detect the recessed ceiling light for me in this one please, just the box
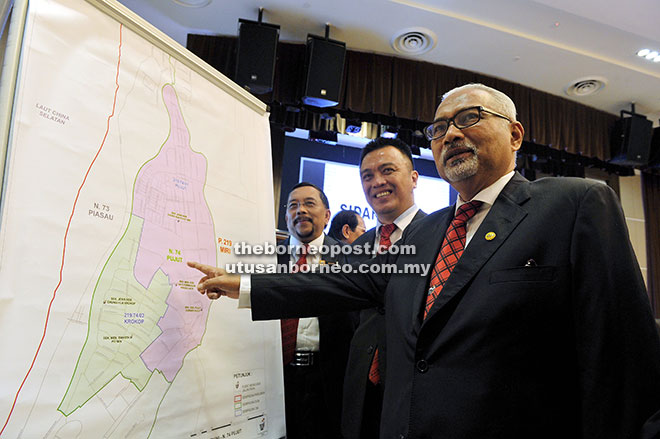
[171,0,211,7]
[636,48,660,64]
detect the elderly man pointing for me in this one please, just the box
[189,83,660,439]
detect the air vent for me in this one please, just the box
[171,0,211,7]
[565,77,607,97]
[391,28,436,55]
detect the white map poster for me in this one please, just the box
[0,0,285,438]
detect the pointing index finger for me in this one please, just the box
[187,261,212,274]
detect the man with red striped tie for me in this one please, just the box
[341,137,426,439]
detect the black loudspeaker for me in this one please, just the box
[235,19,279,94]
[610,114,653,166]
[302,35,346,108]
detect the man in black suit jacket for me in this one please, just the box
[328,209,366,245]
[190,84,660,438]
[342,137,426,439]
[275,182,354,439]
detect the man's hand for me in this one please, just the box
[187,261,241,300]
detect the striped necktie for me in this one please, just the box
[368,223,396,384]
[424,201,482,319]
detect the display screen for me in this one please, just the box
[277,135,456,233]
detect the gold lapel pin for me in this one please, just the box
[485,232,496,241]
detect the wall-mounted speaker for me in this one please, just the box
[235,19,279,95]
[610,114,653,166]
[301,35,346,108]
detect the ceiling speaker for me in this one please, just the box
[302,35,346,108]
[235,19,279,95]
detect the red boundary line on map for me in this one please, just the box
[1,23,124,437]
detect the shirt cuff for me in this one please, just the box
[238,275,251,308]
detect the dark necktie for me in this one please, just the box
[368,223,396,384]
[424,201,482,319]
[280,245,308,365]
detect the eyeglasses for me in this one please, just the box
[424,106,512,141]
[286,200,318,211]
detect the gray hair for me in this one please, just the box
[441,83,517,121]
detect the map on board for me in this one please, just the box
[58,83,216,415]
[0,0,284,438]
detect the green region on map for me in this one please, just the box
[59,215,171,415]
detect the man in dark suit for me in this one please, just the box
[190,83,660,438]
[328,209,366,245]
[342,137,426,439]
[275,182,354,439]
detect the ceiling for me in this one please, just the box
[117,0,660,126]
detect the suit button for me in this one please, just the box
[367,346,374,354]
[377,306,385,314]
[416,359,428,373]
[399,435,405,439]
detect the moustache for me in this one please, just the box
[294,216,312,225]
[441,141,477,163]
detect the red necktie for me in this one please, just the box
[424,201,482,319]
[368,223,396,384]
[280,245,308,365]
[377,223,396,253]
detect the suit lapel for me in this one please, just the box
[421,174,531,326]
[412,210,427,222]
[322,235,341,264]
[409,207,454,334]
[350,229,377,263]
[277,237,291,268]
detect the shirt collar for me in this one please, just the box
[378,204,419,233]
[289,233,325,252]
[456,171,515,212]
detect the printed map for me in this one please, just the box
[0,0,284,438]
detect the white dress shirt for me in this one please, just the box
[459,171,515,247]
[286,234,324,352]
[238,233,325,352]
[374,204,419,249]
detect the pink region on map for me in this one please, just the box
[132,84,216,381]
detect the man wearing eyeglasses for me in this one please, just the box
[276,182,355,439]
[190,84,660,439]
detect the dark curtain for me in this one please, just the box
[187,34,236,79]
[344,51,393,115]
[642,171,660,316]
[391,57,438,121]
[187,34,618,163]
[270,42,306,106]
[270,125,286,220]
